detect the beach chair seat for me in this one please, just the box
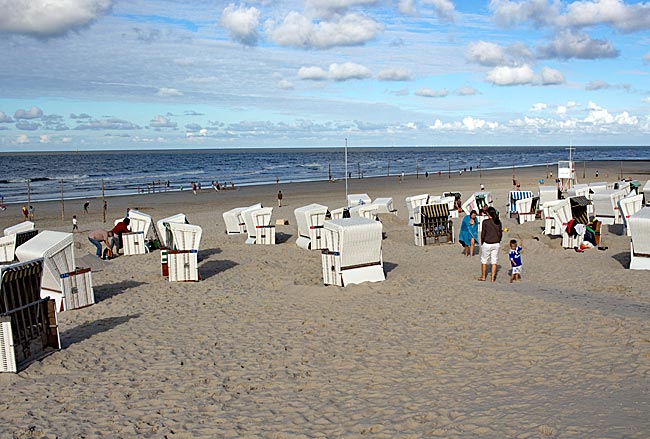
[619,193,644,236]
[252,208,275,245]
[156,214,188,247]
[321,218,384,287]
[1,259,60,373]
[629,207,650,270]
[516,196,540,224]
[413,204,453,246]
[405,194,430,226]
[508,191,533,217]
[347,193,372,206]
[122,231,147,255]
[372,198,397,215]
[592,189,627,225]
[15,231,93,312]
[167,250,199,281]
[294,204,328,250]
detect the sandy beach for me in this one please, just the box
[1,161,649,438]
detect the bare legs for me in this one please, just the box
[479,263,497,282]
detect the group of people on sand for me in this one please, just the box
[458,204,523,283]
[87,216,130,259]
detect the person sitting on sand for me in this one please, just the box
[459,210,479,256]
[479,206,502,282]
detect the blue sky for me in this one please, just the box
[0,0,649,151]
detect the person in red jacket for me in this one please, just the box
[111,218,131,255]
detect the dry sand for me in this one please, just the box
[1,161,649,439]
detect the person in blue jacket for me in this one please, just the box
[459,209,480,256]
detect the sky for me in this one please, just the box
[0,0,649,151]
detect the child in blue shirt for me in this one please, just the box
[509,239,523,283]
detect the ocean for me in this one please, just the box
[0,145,648,204]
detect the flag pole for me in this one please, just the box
[345,138,348,206]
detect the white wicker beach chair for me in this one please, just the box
[252,207,275,245]
[330,207,347,220]
[462,192,492,215]
[347,193,372,206]
[412,204,453,246]
[629,207,650,270]
[619,193,644,236]
[349,203,380,221]
[15,231,93,312]
[405,194,430,225]
[588,182,608,194]
[642,180,650,206]
[156,213,188,247]
[543,199,569,236]
[1,259,60,373]
[538,185,559,205]
[294,204,328,250]
[223,207,248,235]
[508,191,533,217]
[372,197,397,215]
[515,196,540,224]
[321,218,384,287]
[592,189,627,225]
[615,181,631,194]
[167,250,199,282]
[168,223,202,251]
[0,222,38,263]
[120,210,153,256]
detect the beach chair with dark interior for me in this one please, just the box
[294,204,328,250]
[508,191,533,218]
[629,207,650,270]
[1,259,60,373]
[0,222,38,264]
[442,192,462,218]
[120,210,153,255]
[563,196,591,248]
[591,189,627,225]
[321,217,385,287]
[15,231,94,312]
[516,196,540,224]
[618,193,644,236]
[413,204,454,246]
[462,191,492,215]
[405,194,430,226]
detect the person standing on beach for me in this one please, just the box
[277,190,283,207]
[509,239,523,283]
[103,200,107,215]
[28,205,34,221]
[83,200,90,214]
[459,210,479,257]
[21,204,29,220]
[479,206,502,283]
[110,218,130,255]
[72,215,78,232]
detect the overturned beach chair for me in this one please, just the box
[405,194,430,226]
[629,207,650,270]
[619,193,644,236]
[515,196,540,224]
[372,198,397,215]
[0,222,38,264]
[156,213,188,248]
[15,231,94,312]
[592,189,627,225]
[321,218,385,287]
[1,259,60,373]
[413,204,453,246]
[508,191,533,218]
[243,207,275,245]
[462,192,492,215]
[121,210,153,255]
[347,193,372,206]
[294,204,328,250]
[538,185,558,206]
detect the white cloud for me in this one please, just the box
[14,106,43,120]
[298,66,327,80]
[377,67,412,81]
[328,62,372,81]
[264,12,383,49]
[174,58,194,67]
[540,66,565,85]
[456,86,478,96]
[485,65,535,85]
[466,41,534,66]
[16,135,29,144]
[556,105,566,115]
[558,0,650,32]
[0,111,14,123]
[489,0,558,28]
[584,100,638,125]
[642,97,650,104]
[538,31,618,60]
[306,0,379,15]
[221,4,261,46]
[425,0,456,22]
[463,116,499,130]
[0,0,112,36]
[156,88,183,97]
[415,88,449,98]
[398,0,417,14]
[644,53,650,65]
[277,79,294,89]
[530,103,547,112]
[39,134,49,143]
[149,115,177,129]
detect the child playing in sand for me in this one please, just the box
[509,239,523,283]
